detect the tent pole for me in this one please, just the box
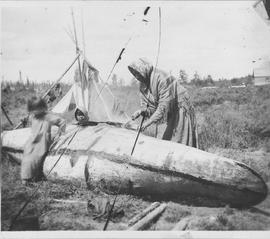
[71,8,83,78]
[71,8,85,106]
[1,105,14,126]
[42,54,80,98]
[81,8,86,55]
[13,54,80,130]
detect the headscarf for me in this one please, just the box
[75,108,89,122]
[128,58,153,86]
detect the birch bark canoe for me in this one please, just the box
[1,124,268,207]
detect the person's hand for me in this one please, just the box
[123,119,138,130]
[138,120,152,131]
[131,109,143,120]
[131,109,148,120]
[123,119,132,128]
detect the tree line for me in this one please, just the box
[109,70,254,88]
[1,70,254,90]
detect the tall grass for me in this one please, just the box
[196,86,270,150]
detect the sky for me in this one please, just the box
[1,1,270,84]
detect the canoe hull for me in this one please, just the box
[41,150,266,207]
[1,124,268,207]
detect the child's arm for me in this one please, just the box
[47,112,66,136]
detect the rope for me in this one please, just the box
[9,127,80,230]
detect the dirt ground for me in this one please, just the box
[1,148,270,231]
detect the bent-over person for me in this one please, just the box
[21,97,66,185]
[128,58,198,148]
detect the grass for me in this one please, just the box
[1,157,151,231]
[1,81,270,230]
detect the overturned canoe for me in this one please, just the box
[1,123,268,207]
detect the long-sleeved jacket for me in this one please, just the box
[21,112,66,180]
[128,58,198,147]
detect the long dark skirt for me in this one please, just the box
[149,107,198,148]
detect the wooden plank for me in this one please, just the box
[128,202,160,226]
[127,203,167,231]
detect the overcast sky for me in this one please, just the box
[1,1,270,84]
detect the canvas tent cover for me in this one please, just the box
[52,59,128,122]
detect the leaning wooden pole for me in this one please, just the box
[71,8,85,106]
[42,54,80,98]
[81,8,86,55]
[1,105,14,126]
[13,54,80,130]
[71,9,83,77]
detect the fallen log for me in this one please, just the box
[172,216,192,231]
[127,203,167,231]
[128,202,160,226]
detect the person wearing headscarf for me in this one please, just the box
[128,58,198,147]
[75,108,89,124]
[21,96,66,185]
